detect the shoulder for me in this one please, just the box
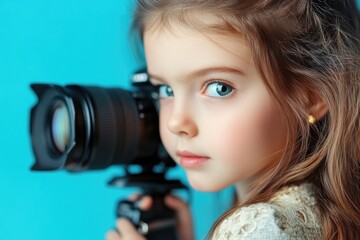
[212,183,323,240]
[213,202,289,239]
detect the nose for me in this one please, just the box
[167,101,198,137]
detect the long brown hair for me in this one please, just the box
[132,0,360,239]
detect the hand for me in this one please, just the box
[164,195,194,240]
[105,194,194,240]
[106,217,146,240]
[105,195,150,240]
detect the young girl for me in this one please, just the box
[107,0,360,239]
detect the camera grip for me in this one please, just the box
[117,194,179,240]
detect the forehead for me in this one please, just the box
[143,24,254,78]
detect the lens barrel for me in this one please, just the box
[30,83,165,172]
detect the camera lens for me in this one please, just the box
[30,83,168,172]
[51,101,71,153]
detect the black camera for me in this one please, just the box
[29,70,186,240]
[30,70,173,171]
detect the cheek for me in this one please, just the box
[210,99,283,167]
[159,106,177,159]
[216,116,265,162]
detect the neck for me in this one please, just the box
[234,179,252,203]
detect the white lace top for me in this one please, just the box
[212,183,322,239]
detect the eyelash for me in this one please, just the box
[151,79,236,99]
[151,84,172,99]
[201,79,235,98]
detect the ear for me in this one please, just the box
[306,92,328,121]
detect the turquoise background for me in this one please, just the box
[0,1,231,239]
[1,1,358,240]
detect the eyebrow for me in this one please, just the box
[148,66,245,84]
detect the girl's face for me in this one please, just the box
[144,25,287,192]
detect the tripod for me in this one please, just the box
[108,168,188,240]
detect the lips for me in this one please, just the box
[176,150,210,169]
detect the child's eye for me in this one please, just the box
[158,85,174,98]
[205,81,233,97]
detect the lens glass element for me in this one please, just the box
[51,102,71,153]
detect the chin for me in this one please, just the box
[187,174,228,192]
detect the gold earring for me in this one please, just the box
[308,114,317,124]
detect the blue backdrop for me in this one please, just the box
[0,1,232,239]
[1,1,359,240]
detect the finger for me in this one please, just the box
[165,195,194,240]
[137,196,153,210]
[164,195,190,215]
[128,193,141,201]
[105,230,121,240]
[116,218,146,239]
[127,195,152,211]
[165,195,192,225]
